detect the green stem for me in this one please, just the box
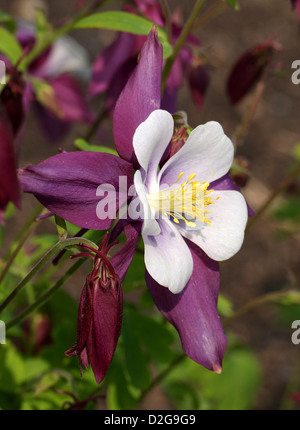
[246,163,300,232]
[0,206,45,286]
[160,0,172,44]
[138,353,186,405]
[6,258,84,330]
[84,107,108,142]
[20,0,104,71]
[0,237,97,314]
[223,289,294,328]
[161,0,206,93]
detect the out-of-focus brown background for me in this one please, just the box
[1,0,300,410]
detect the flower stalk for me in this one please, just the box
[0,237,98,314]
[161,0,206,92]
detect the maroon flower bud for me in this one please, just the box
[227,39,281,104]
[0,107,20,224]
[65,233,123,384]
[187,58,210,110]
[0,71,25,137]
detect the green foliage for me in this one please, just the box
[0,25,22,64]
[163,341,262,410]
[74,11,173,59]
[74,138,119,156]
[224,0,240,10]
[0,11,16,33]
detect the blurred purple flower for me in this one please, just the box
[20,28,249,373]
[291,0,300,21]
[89,0,208,114]
[2,25,94,142]
[227,39,281,104]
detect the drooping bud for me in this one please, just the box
[227,39,281,104]
[65,233,123,384]
[0,106,20,224]
[0,71,25,137]
[187,57,210,110]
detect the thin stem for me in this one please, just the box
[233,80,266,149]
[0,237,97,314]
[223,289,295,328]
[246,163,300,232]
[138,353,186,405]
[192,0,225,30]
[20,0,104,71]
[0,206,45,286]
[83,108,108,142]
[161,0,206,93]
[160,0,172,44]
[6,259,85,330]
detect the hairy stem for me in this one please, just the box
[0,205,45,286]
[6,258,85,330]
[223,289,296,328]
[0,237,97,314]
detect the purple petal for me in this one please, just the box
[89,32,139,96]
[146,240,227,372]
[19,151,133,230]
[211,173,255,216]
[110,221,142,281]
[113,26,163,168]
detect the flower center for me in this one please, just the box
[148,172,218,227]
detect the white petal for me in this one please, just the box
[133,109,174,192]
[159,121,234,188]
[132,170,160,236]
[143,219,193,293]
[180,190,248,261]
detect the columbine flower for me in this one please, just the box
[65,233,123,384]
[89,0,208,114]
[19,28,248,372]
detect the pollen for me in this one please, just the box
[148,172,218,227]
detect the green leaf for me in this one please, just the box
[74,138,118,156]
[55,215,68,241]
[224,0,239,10]
[121,306,151,390]
[217,294,234,317]
[0,26,22,64]
[35,8,51,41]
[74,11,173,59]
[0,11,16,33]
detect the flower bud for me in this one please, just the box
[65,235,123,384]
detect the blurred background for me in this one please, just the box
[1,0,300,410]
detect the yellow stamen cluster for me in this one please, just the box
[148,172,218,227]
